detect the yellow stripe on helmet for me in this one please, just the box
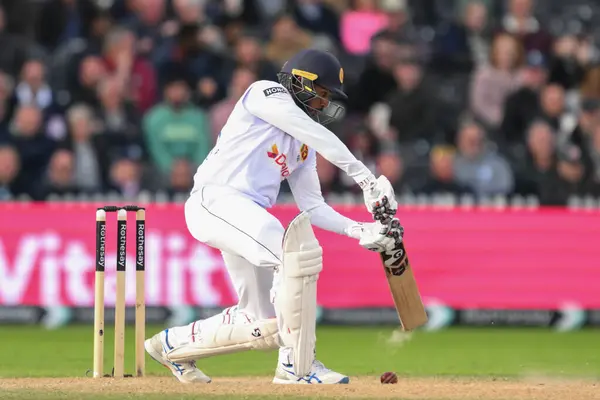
[292,69,318,81]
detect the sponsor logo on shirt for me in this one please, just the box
[299,144,308,162]
[263,86,288,97]
[267,144,290,177]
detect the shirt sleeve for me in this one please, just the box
[287,150,358,236]
[243,81,375,188]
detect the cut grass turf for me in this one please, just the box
[0,325,598,379]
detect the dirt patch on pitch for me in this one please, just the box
[1,376,598,399]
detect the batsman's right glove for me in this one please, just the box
[347,218,404,253]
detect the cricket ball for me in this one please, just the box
[380,371,398,384]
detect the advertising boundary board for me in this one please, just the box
[0,202,598,331]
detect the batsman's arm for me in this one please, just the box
[244,82,375,189]
[286,151,360,237]
[287,153,403,253]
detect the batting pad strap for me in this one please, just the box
[165,319,280,363]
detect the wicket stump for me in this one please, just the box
[93,205,146,378]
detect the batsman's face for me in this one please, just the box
[307,84,330,111]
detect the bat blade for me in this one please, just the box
[380,241,428,331]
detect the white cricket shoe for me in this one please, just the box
[144,329,211,384]
[273,359,350,384]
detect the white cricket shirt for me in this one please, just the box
[192,80,374,234]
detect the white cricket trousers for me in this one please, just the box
[185,184,284,320]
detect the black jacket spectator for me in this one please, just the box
[387,56,438,144]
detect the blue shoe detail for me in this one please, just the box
[168,360,184,375]
[282,368,326,384]
[305,373,322,384]
[337,376,350,384]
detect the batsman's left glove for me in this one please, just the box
[362,176,398,224]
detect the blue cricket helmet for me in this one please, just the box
[277,49,347,125]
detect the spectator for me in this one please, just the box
[453,120,514,197]
[0,145,20,200]
[0,6,38,77]
[499,0,553,56]
[376,148,405,192]
[292,0,340,43]
[374,0,417,44]
[34,149,79,200]
[253,0,287,22]
[203,0,263,28]
[419,145,472,195]
[548,35,589,91]
[433,0,492,74]
[143,71,211,176]
[210,68,257,143]
[13,59,57,114]
[514,120,557,196]
[536,83,567,133]
[95,76,141,151]
[64,104,104,192]
[517,120,590,204]
[570,98,600,151]
[36,0,97,52]
[167,158,194,197]
[338,123,379,191]
[501,50,548,146]
[13,59,68,141]
[469,32,524,131]
[387,54,438,144]
[83,9,115,54]
[347,34,398,113]
[101,26,157,114]
[171,0,205,26]
[455,0,495,20]
[108,154,148,199]
[340,0,389,56]
[110,0,139,22]
[265,15,313,69]
[9,105,55,196]
[0,71,14,136]
[580,63,600,101]
[156,24,227,108]
[225,34,278,83]
[70,55,107,107]
[556,143,590,199]
[124,0,168,59]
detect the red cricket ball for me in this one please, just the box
[380,371,398,384]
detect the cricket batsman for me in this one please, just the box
[144,49,404,384]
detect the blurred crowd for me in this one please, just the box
[1,0,600,205]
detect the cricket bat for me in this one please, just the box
[380,240,428,331]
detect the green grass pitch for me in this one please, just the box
[0,325,598,399]
[1,325,598,378]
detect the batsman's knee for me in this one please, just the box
[245,218,284,269]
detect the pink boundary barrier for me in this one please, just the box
[0,202,598,309]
